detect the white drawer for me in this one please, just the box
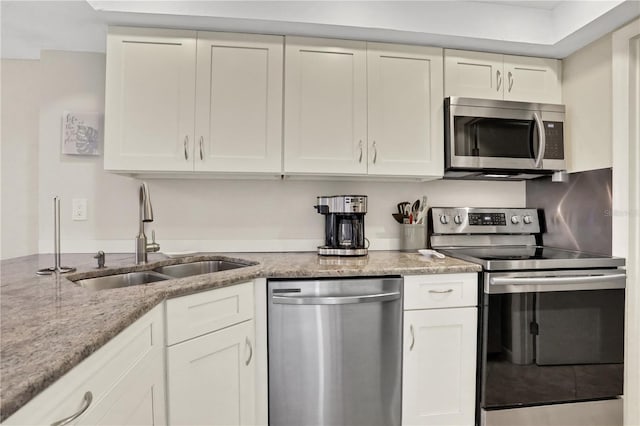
[166,281,254,346]
[404,273,478,310]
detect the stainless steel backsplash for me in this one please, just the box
[526,168,612,255]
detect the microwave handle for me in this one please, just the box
[533,112,546,168]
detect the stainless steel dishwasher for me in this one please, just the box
[268,277,402,426]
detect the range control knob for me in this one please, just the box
[523,215,533,224]
[511,215,521,224]
[439,215,449,225]
[454,215,463,225]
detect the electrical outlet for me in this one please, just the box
[72,198,88,221]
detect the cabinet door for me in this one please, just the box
[402,308,477,426]
[367,43,443,177]
[168,320,255,426]
[284,37,368,175]
[78,352,166,425]
[104,27,196,172]
[195,32,283,173]
[444,49,504,100]
[503,55,562,103]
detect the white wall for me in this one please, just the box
[23,49,524,256]
[563,33,613,173]
[611,17,640,426]
[1,59,40,259]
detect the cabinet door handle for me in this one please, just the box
[183,136,189,161]
[409,325,415,351]
[199,136,204,160]
[245,337,253,366]
[496,70,502,92]
[429,289,454,294]
[372,141,377,164]
[508,71,514,92]
[358,140,363,163]
[51,391,93,426]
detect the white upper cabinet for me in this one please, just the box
[104,27,196,172]
[104,28,283,174]
[503,55,562,103]
[284,37,368,175]
[444,50,504,100]
[284,37,444,178]
[195,32,283,173]
[367,43,443,177]
[445,49,561,104]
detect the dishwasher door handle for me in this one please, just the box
[272,291,401,305]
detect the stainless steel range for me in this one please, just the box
[429,207,626,426]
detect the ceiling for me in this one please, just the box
[2,0,639,60]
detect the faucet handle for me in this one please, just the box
[94,250,106,269]
[147,230,160,253]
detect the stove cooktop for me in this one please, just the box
[438,246,626,271]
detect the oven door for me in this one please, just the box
[446,104,565,172]
[481,269,625,410]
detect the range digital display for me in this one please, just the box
[468,213,506,226]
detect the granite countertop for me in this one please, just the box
[0,250,480,420]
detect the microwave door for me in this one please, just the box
[449,107,540,170]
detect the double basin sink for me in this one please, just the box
[74,259,251,291]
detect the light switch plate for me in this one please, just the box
[72,198,88,221]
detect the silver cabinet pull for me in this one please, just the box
[245,337,253,366]
[372,141,377,164]
[183,136,189,160]
[199,136,204,160]
[496,70,502,92]
[429,289,454,294]
[409,325,415,351]
[508,71,514,92]
[51,391,93,426]
[358,140,363,163]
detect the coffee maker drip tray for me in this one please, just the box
[317,246,368,257]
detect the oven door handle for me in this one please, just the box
[489,273,626,293]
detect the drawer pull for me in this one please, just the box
[51,391,93,426]
[429,289,454,294]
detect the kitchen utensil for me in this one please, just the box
[392,213,405,224]
[397,202,410,216]
[411,199,420,216]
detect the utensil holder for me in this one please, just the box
[399,224,427,251]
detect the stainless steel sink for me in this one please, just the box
[75,271,170,291]
[153,260,249,279]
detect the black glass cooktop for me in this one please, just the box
[439,246,625,271]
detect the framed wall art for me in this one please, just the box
[62,111,102,156]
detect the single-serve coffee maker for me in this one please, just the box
[315,195,368,256]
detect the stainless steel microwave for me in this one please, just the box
[444,97,566,180]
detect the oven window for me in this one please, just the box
[482,289,624,409]
[454,116,536,158]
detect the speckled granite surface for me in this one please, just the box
[0,250,480,420]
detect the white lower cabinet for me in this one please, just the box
[167,320,255,426]
[402,274,478,426]
[165,281,256,426]
[3,305,166,426]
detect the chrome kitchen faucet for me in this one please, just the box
[135,182,160,264]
